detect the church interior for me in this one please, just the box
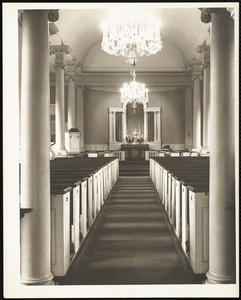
[3,3,239,298]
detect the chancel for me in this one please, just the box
[3,3,239,298]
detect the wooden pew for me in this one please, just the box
[149,157,210,273]
[50,157,119,276]
[51,184,72,276]
[188,183,209,274]
[20,157,119,278]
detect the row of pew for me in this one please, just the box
[150,157,209,274]
[145,150,209,160]
[50,157,119,276]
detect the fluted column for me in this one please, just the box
[144,110,148,142]
[122,111,127,141]
[202,62,210,151]
[66,60,80,130]
[20,9,59,285]
[197,45,211,154]
[108,109,113,142]
[184,86,193,150]
[51,45,71,156]
[156,109,161,142]
[76,85,85,151]
[55,64,67,155]
[187,59,202,151]
[113,111,116,142]
[192,75,202,150]
[67,76,76,129]
[154,111,157,141]
[201,8,236,284]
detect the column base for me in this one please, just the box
[50,148,55,160]
[205,271,235,284]
[21,272,55,285]
[192,146,202,152]
[200,147,210,156]
[54,147,68,157]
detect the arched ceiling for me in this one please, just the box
[50,6,210,71]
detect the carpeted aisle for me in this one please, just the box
[119,161,149,176]
[62,176,195,285]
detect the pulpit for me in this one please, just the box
[121,144,149,161]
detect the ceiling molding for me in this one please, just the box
[85,86,184,93]
[50,71,192,88]
[82,65,186,73]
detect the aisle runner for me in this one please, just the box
[119,161,149,176]
[62,176,194,285]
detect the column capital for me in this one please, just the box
[226,7,235,19]
[76,84,85,90]
[196,45,210,69]
[65,60,81,76]
[54,63,66,71]
[65,75,77,83]
[49,22,59,36]
[191,75,203,81]
[51,45,71,70]
[200,8,232,23]
[186,59,203,78]
[200,8,217,23]
[50,45,72,56]
[18,10,23,26]
[47,10,59,22]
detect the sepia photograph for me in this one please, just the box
[3,2,239,298]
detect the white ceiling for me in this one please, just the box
[49,6,210,73]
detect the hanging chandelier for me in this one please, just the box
[120,67,149,108]
[101,9,163,65]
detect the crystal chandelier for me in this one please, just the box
[120,67,149,108]
[101,9,163,65]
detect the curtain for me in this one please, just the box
[147,112,154,142]
[126,103,144,137]
[116,112,122,142]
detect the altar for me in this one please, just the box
[121,144,149,161]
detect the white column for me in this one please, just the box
[201,8,236,284]
[108,109,113,142]
[192,75,202,151]
[122,111,126,141]
[76,85,84,151]
[144,110,148,142]
[202,64,210,150]
[55,64,67,156]
[67,76,76,130]
[50,45,71,156]
[156,109,161,142]
[20,9,57,285]
[184,86,193,149]
[18,14,23,161]
[113,111,116,142]
[154,111,157,141]
[160,107,163,146]
[196,45,211,154]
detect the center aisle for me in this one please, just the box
[61,176,195,285]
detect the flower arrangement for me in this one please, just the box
[125,134,134,143]
[137,135,144,143]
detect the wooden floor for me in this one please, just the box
[59,175,204,285]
